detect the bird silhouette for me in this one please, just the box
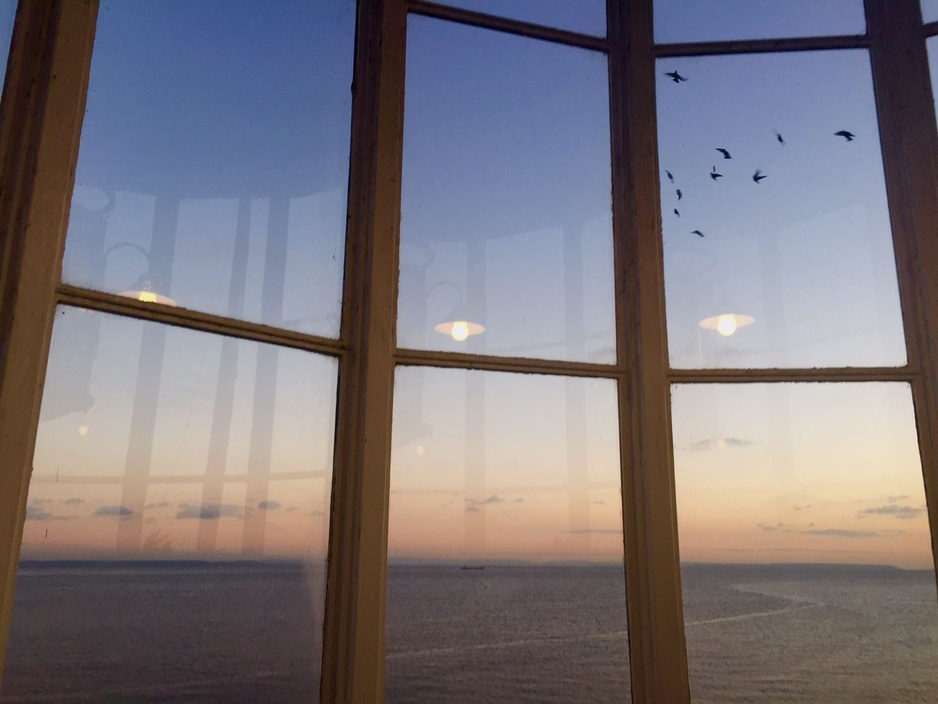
[710,166,723,180]
[715,148,732,159]
[691,230,705,238]
[664,71,688,83]
[835,130,856,141]
[773,130,785,145]
[666,170,674,183]
[674,208,680,217]
[676,189,682,200]
[753,169,767,183]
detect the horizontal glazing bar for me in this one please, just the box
[668,366,913,383]
[407,0,608,51]
[395,347,621,378]
[656,34,869,58]
[57,285,346,357]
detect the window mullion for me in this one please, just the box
[0,0,98,682]
[865,0,938,590]
[321,0,407,702]
[611,0,690,702]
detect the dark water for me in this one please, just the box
[1,562,324,704]
[2,563,937,703]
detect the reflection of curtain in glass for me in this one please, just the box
[242,196,289,556]
[463,238,487,558]
[39,195,115,421]
[197,198,251,553]
[116,196,179,553]
[564,221,590,551]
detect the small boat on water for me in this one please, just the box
[460,565,485,571]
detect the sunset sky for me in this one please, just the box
[17,1,938,571]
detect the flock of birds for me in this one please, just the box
[663,70,857,239]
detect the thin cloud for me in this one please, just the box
[465,495,503,507]
[94,505,134,520]
[688,437,757,451]
[803,528,884,539]
[465,506,481,513]
[511,498,524,504]
[858,505,924,520]
[64,498,85,506]
[258,501,281,511]
[25,505,73,521]
[145,501,171,509]
[886,495,909,503]
[757,522,795,533]
[175,504,243,520]
[792,504,811,511]
[26,505,52,521]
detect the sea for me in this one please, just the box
[1,562,937,703]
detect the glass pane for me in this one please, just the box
[398,17,616,363]
[0,0,15,88]
[657,51,906,369]
[387,368,629,702]
[62,0,354,337]
[672,382,938,703]
[924,0,938,24]
[431,0,605,36]
[655,0,865,44]
[930,37,938,117]
[3,307,338,702]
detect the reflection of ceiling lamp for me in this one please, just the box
[699,312,755,337]
[119,278,177,307]
[435,316,485,342]
[105,242,177,307]
[428,283,484,342]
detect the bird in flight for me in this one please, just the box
[664,71,688,83]
[691,230,705,238]
[710,166,723,180]
[666,170,674,183]
[753,169,767,183]
[674,208,680,217]
[715,148,732,159]
[676,189,682,200]
[835,130,856,141]
[773,129,785,145]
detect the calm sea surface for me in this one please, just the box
[2,563,936,702]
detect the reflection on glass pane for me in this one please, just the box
[62,0,354,337]
[3,307,338,701]
[929,37,938,117]
[432,0,605,36]
[658,51,905,369]
[0,0,15,88]
[672,383,938,703]
[387,367,629,702]
[398,18,616,363]
[655,0,864,44]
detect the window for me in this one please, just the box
[0,2,937,703]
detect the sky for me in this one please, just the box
[15,1,938,573]
[0,0,15,86]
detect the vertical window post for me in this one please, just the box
[610,0,691,701]
[865,0,938,582]
[0,0,98,680]
[322,0,406,701]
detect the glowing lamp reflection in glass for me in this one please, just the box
[119,281,177,307]
[699,313,755,337]
[434,319,485,342]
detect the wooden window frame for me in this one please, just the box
[0,1,935,703]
